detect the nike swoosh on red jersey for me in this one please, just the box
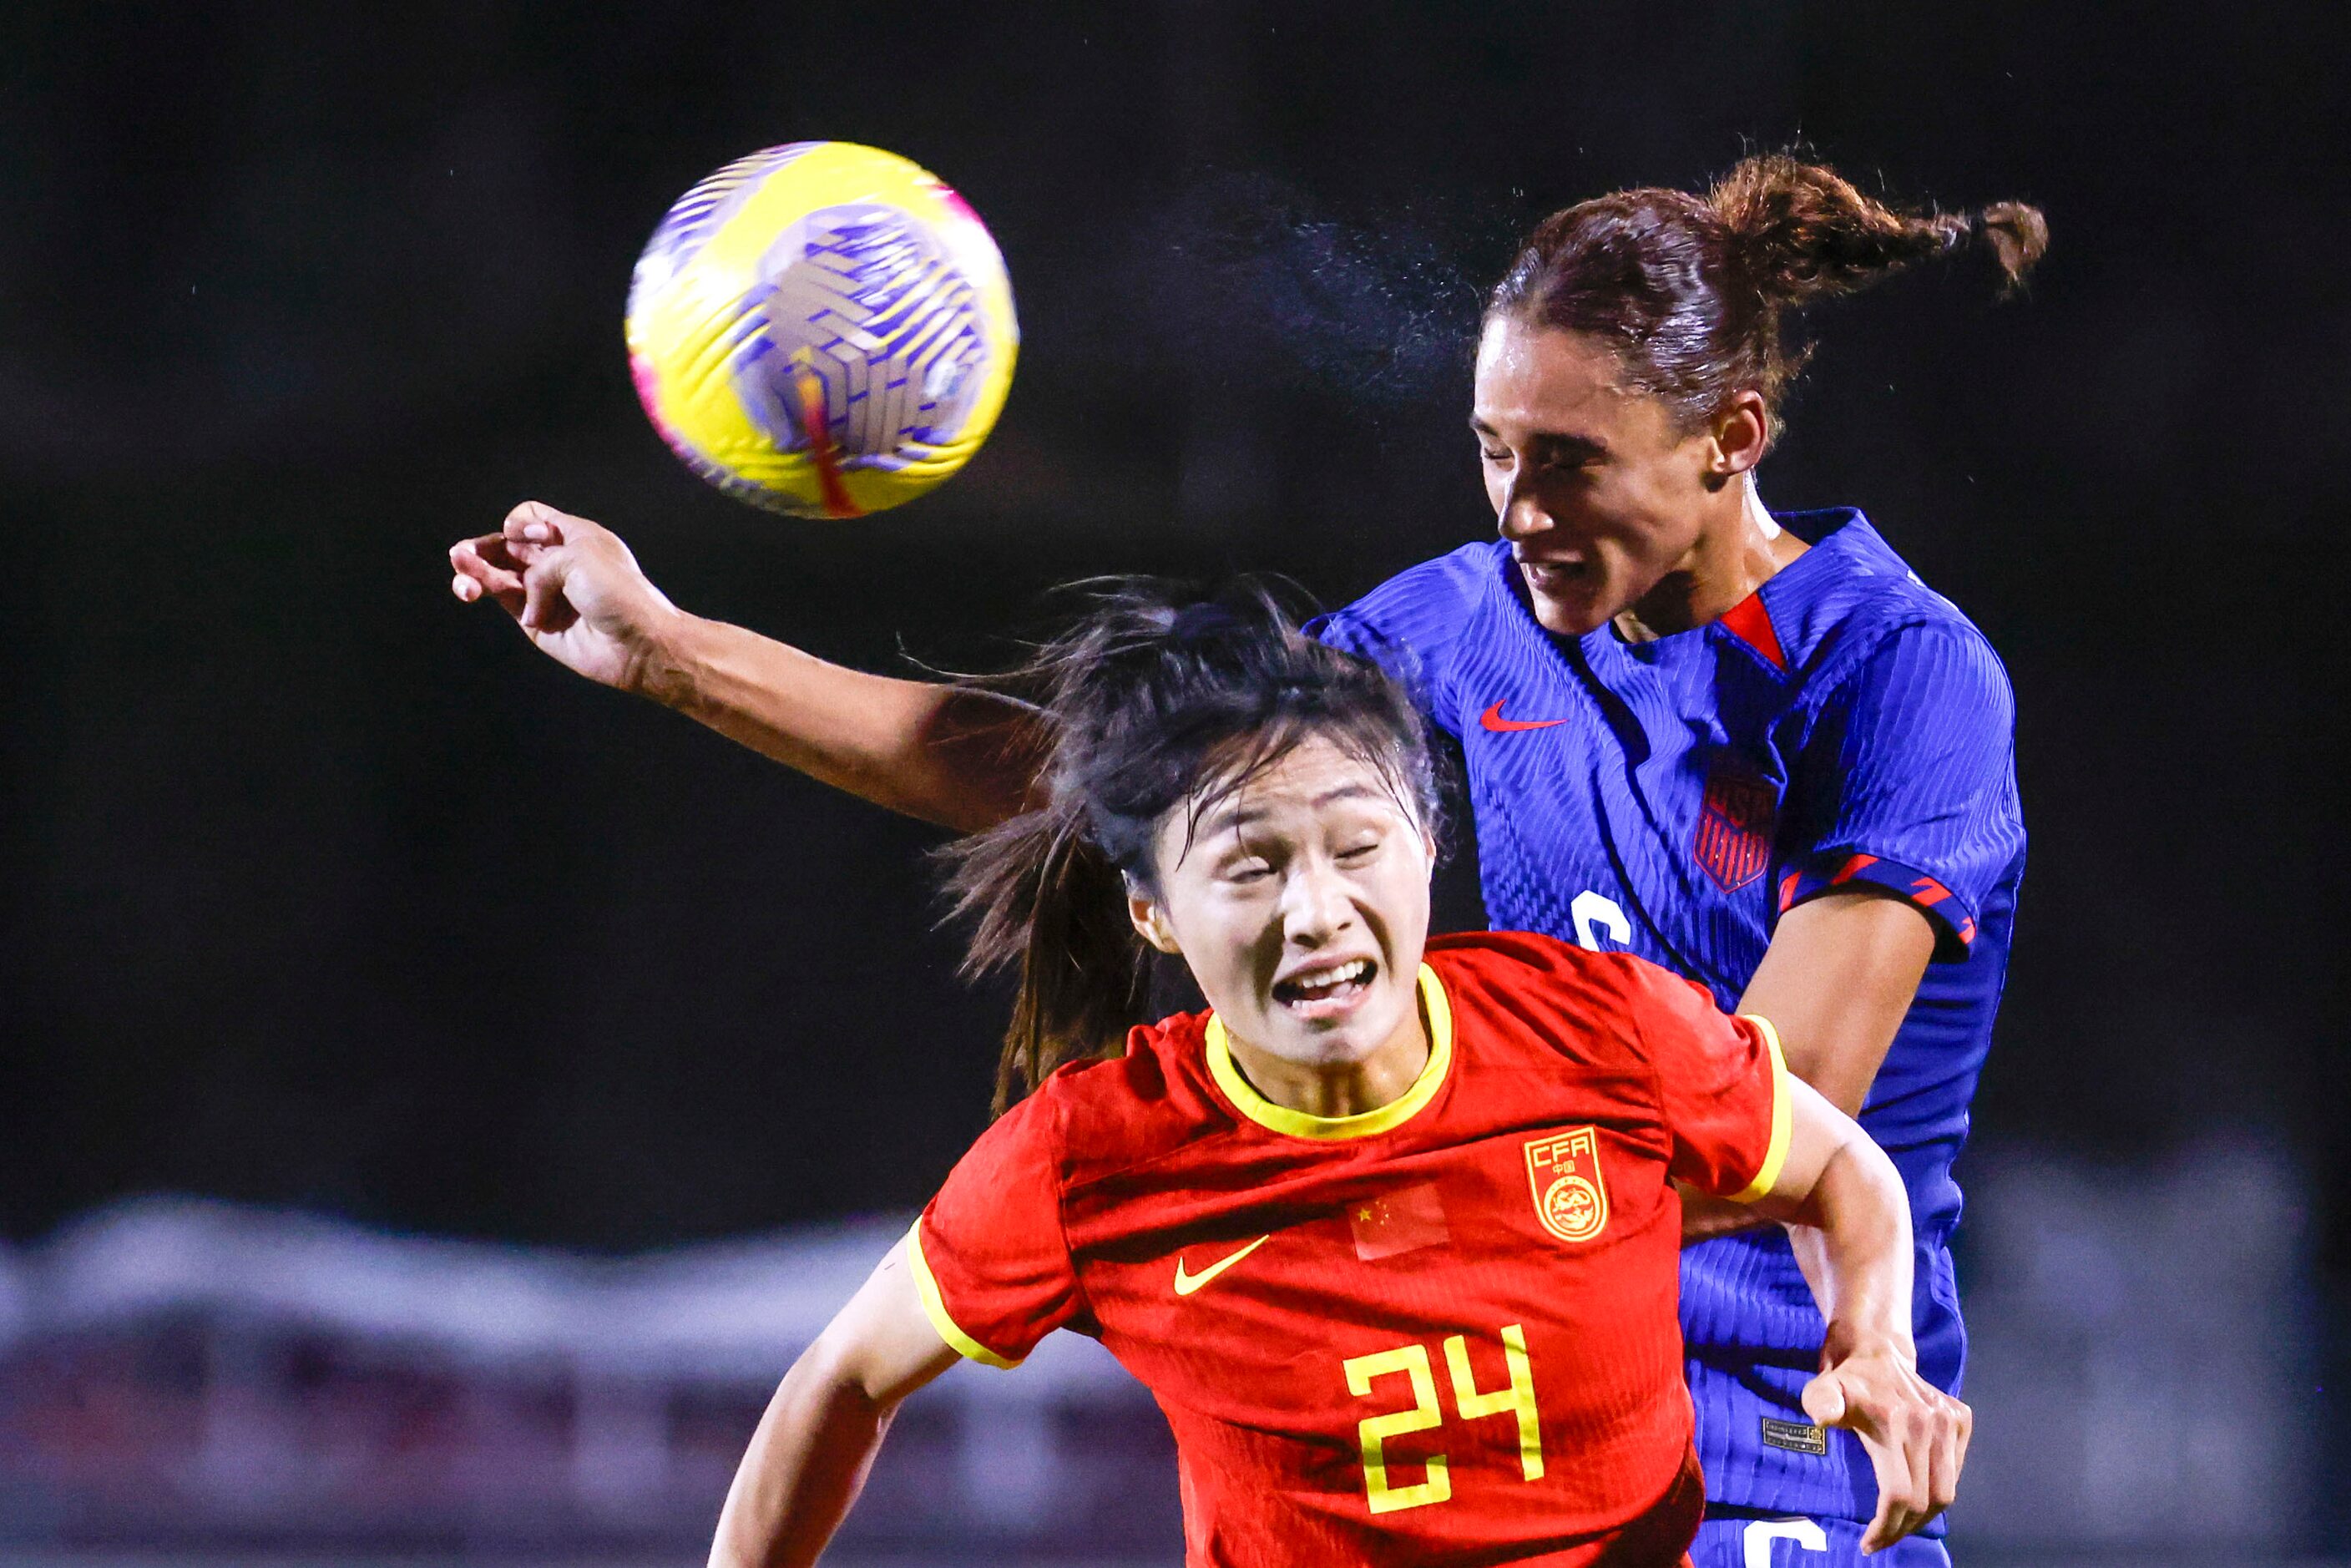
[1479,701,1570,732]
[1173,1234,1272,1297]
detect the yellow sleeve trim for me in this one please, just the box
[1727,1014,1793,1205]
[903,1221,1022,1369]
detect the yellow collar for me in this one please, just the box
[1204,964,1454,1141]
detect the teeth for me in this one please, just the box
[1288,959,1372,997]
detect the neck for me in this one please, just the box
[1614,475,1806,643]
[1223,996,1431,1119]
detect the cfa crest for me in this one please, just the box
[1524,1127,1609,1244]
[1694,759,1777,893]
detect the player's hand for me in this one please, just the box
[449,502,683,692]
[1802,1338,1969,1552]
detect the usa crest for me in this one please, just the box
[1524,1127,1609,1244]
[1693,760,1777,893]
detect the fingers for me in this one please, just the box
[1846,1385,1919,1553]
[450,536,524,610]
[1861,1498,1898,1556]
[457,499,595,621]
[519,552,576,634]
[1918,1421,1957,1535]
[1800,1373,1848,1429]
[452,533,522,580]
[1856,1431,1923,1553]
[504,498,578,549]
[1924,1393,1968,1522]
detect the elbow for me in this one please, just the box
[785,1338,881,1421]
[1778,1114,1906,1242]
[792,1318,916,1419]
[1817,1130,1911,1247]
[1850,1125,1908,1208]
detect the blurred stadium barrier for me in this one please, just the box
[0,1140,2320,1562]
[0,1200,1176,1556]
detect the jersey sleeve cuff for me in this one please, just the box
[905,1221,1023,1370]
[1777,852,1981,963]
[1726,1014,1792,1205]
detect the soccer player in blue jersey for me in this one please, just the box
[453,152,2044,1562]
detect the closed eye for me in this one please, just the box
[1532,437,1606,469]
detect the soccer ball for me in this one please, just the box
[624,142,1019,518]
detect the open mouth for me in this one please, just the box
[1272,957,1378,1018]
[1518,557,1595,594]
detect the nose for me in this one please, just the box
[1495,472,1552,544]
[1279,857,1356,948]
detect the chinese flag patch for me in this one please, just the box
[1348,1182,1450,1262]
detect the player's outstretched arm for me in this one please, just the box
[450,501,1046,832]
[709,1242,961,1568]
[1746,1078,1969,1554]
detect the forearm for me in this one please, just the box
[1775,1138,1914,1360]
[710,1352,898,1568]
[645,612,1044,832]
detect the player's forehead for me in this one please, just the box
[1470,316,1631,440]
[1180,736,1413,844]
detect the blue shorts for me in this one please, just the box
[1689,1513,1950,1568]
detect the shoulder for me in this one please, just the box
[1019,1011,1227,1176]
[1429,928,1625,986]
[1813,612,2015,738]
[1426,931,1691,1068]
[1344,539,1511,626]
[1768,512,2014,715]
[1312,541,1511,665]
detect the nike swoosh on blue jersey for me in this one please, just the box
[1479,701,1570,732]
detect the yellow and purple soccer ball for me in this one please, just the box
[624,142,1019,518]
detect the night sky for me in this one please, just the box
[3,0,2343,1295]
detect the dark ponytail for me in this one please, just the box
[940,582,1442,1114]
[1487,150,2048,432]
[946,805,1155,1117]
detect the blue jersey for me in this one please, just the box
[1312,509,2023,1529]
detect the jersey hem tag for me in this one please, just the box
[1759,1417,1829,1456]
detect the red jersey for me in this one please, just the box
[910,931,1790,1567]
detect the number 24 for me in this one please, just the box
[1342,1325,1543,1515]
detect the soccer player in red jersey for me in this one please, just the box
[705,590,1966,1568]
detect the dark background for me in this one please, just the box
[3,0,2342,1347]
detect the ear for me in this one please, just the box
[1126,886,1182,955]
[1707,388,1771,478]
